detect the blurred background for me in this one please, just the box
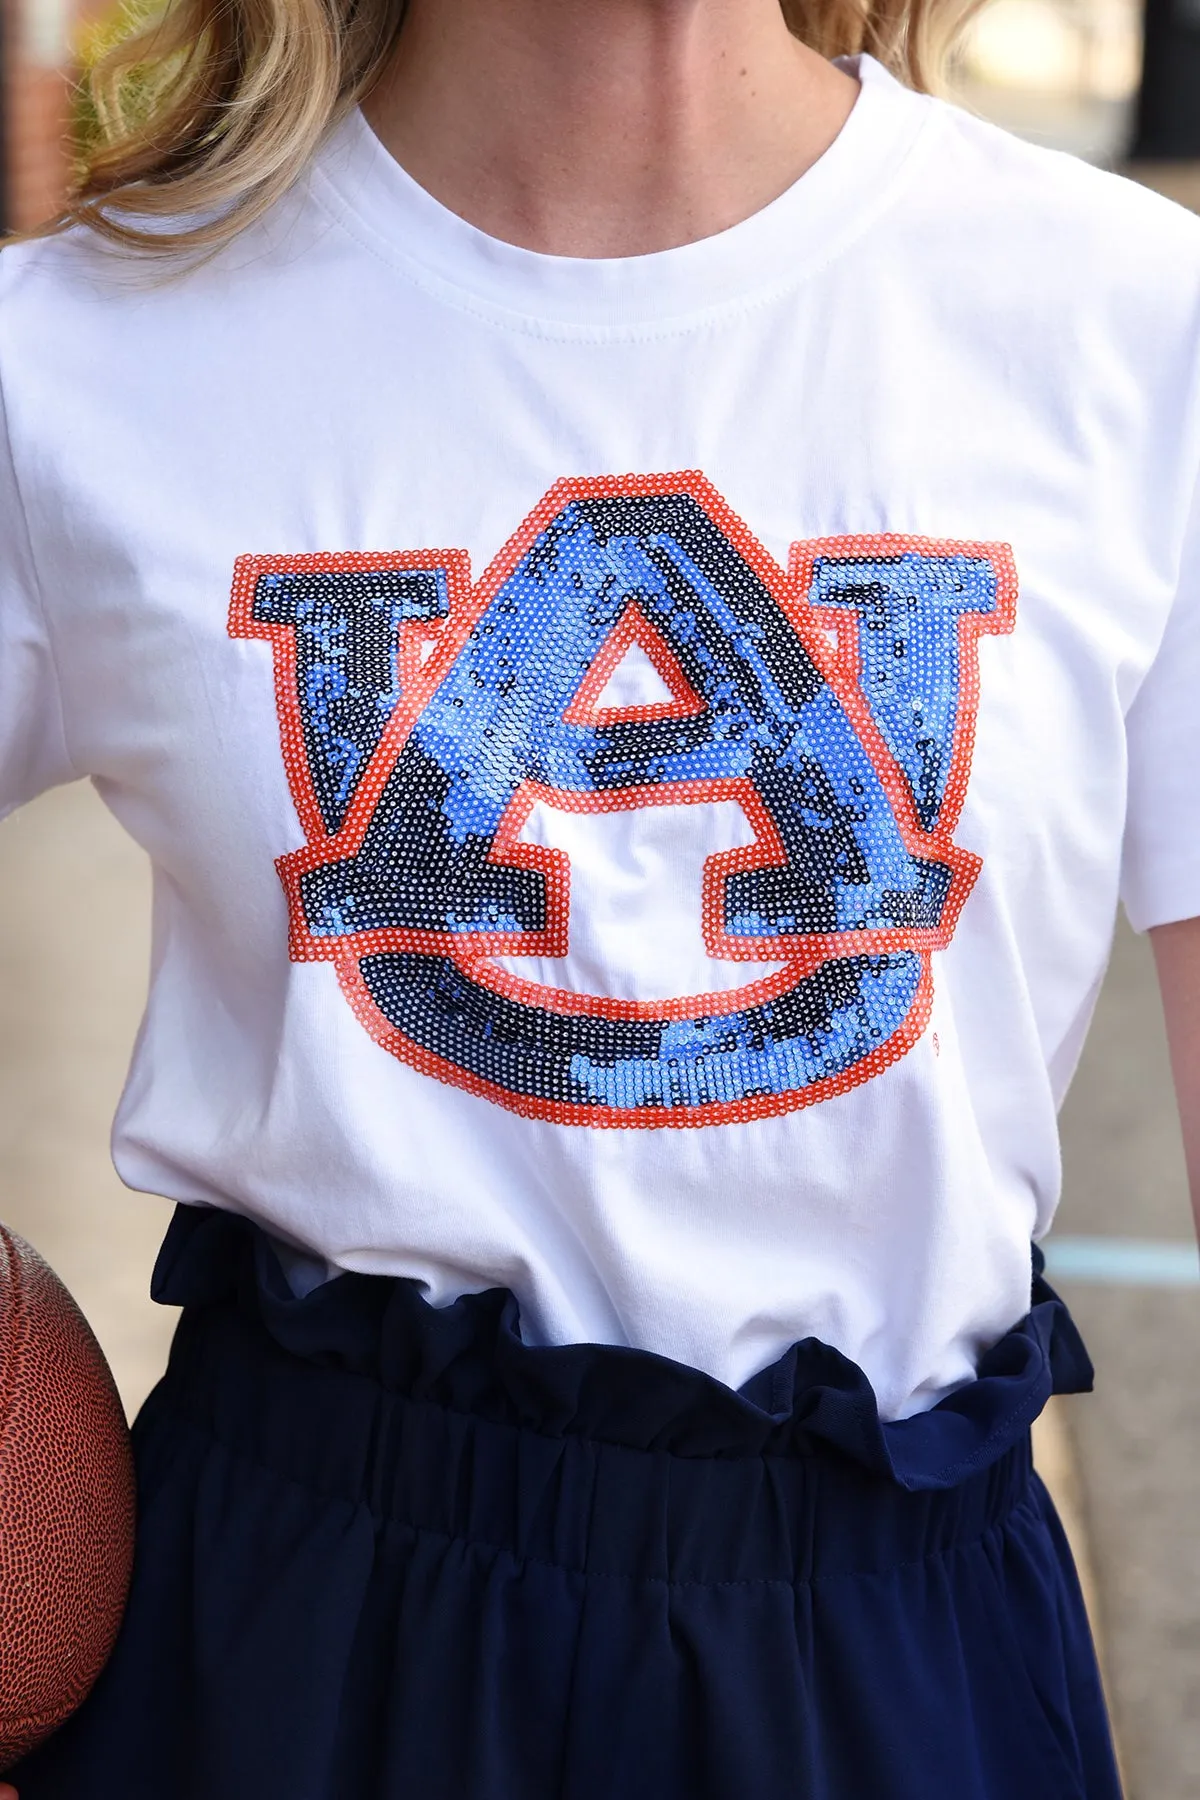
[0,1,1199,1793]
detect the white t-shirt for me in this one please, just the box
[3,54,1199,1419]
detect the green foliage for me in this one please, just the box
[70,0,173,162]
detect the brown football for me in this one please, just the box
[0,1224,136,1771]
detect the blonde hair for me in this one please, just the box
[23,0,972,260]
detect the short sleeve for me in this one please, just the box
[0,385,76,821]
[1121,472,1200,931]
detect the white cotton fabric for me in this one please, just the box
[2,56,1200,1418]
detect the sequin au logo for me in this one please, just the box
[229,472,1016,1127]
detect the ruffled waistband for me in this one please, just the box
[150,1203,1091,1494]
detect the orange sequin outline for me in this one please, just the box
[229,472,1016,1128]
[792,534,1019,846]
[562,599,707,726]
[229,547,466,848]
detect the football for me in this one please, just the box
[0,1223,136,1770]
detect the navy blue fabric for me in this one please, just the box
[12,1204,1121,1800]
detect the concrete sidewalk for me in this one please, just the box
[0,783,175,1416]
[1055,921,1200,1800]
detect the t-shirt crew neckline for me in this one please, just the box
[310,54,936,334]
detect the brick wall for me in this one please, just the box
[5,0,92,230]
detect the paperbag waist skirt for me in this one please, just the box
[11,1202,1122,1800]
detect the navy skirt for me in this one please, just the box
[12,1206,1122,1799]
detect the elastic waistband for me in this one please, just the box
[154,1294,1046,1586]
[147,1205,1093,1578]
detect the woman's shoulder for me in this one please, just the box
[0,178,338,426]
[0,173,325,333]
[882,91,1200,375]
[0,216,204,344]
[921,92,1200,279]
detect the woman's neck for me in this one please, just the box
[361,0,859,257]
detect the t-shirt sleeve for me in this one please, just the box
[0,389,76,821]
[1121,472,1200,932]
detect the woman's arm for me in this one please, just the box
[1150,916,1200,1239]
